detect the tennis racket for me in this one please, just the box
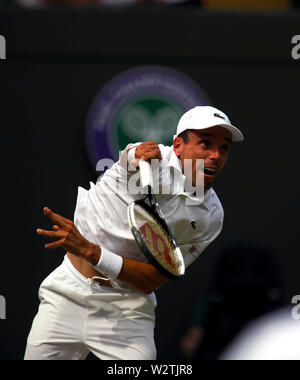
[127,160,185,280]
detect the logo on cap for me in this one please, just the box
[214,113,226,121]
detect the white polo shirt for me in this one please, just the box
[74,143,224,270]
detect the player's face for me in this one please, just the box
[174,126,232,191]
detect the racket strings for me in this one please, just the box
[134,204,180,275]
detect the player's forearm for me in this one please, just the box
[86,244,167,295]
[118,257,168,295]
[38,207,167,295]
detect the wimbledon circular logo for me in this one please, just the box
[85,66,211,170]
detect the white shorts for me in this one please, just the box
[24,256,157,360]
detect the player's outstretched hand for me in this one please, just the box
[36,207,95,260]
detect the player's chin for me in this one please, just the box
[203,173,218,189]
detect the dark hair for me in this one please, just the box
[177,129,191,144]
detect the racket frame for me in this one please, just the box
[128,185,185,280]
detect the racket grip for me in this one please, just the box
[139,159,154,190]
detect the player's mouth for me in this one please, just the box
[202,166,218,177]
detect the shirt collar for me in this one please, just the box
[167,148,183,172]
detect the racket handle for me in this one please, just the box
[139,159,154,190]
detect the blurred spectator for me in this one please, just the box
[137,0,202,4]
[220,308,300,360]
[202,0,290,10]
[12,0,201,8]
[16,0,42,6]
[15,0,99,6]
[180,243,285,360]
[6,0,298,7]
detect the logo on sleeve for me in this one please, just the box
[191,221,197,230]
[189,246,197,255]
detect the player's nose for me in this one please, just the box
[207,149,221,161]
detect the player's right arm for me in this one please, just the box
[37,143,165,294]
[37,207,168,295]
[117,256,169,295]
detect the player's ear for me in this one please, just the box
[173,137,185,158]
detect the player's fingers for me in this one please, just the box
[46,208,74,226]
[144,142,160,152]
[148,146,161,154]
[142,150,162,161]
[36,228,62,239]
[44,239,65,250]
[143,144,161,156]
[53,225,60,231]
[136,142,161,161]
[143,141,157,146]
[43,207,67,227]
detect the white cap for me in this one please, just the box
[175,106,244,142]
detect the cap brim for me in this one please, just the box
[217,123,244,142]
[174,122,244,142]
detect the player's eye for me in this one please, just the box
[200,140,210,148]
[220,145,230,153]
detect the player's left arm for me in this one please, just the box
[37,207,168,295]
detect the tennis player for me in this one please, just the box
[24,106,244,360]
